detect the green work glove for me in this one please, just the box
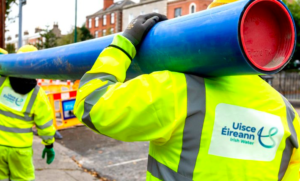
[42,146,55,164]
[123,13,167,48]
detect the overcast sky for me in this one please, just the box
[5,0,116,38]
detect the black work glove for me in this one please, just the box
[123,13,168,48]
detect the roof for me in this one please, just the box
[6,33,41,44]
[87,0,135,18]
[123,0,165,9]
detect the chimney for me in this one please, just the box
[53,22,58,29]
[15,34,18,38]
[35,27,41,33]
[24,30,29,36]
[103,0,114,10]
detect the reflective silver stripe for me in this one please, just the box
[40,135,54,140]
[278,96,298,180]
[24,86,40,120]
[178,75,205,178]
[36,119,53,130]
[281,96,298,148]
[0,125,32,133]
[79,73,117,88]
[148,155,192,181]
[148,75,206,180]
[279,137,293,181]
[0,178,9,181]
[0,76,6,87]
[0,109,32,121]
[82,82,114,133]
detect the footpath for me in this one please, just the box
[32,136,97,181]
[56,126,148,181]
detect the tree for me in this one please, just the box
[105,27,114,36]
[57,28,79,46]
[5,43,15,53]
[4,0,17,46]
[79,25,93,41]
[282,0,300,70]
[5,0,17,24]
[57,25,93,46]
[36,26,58,50]
[5,0,16,18]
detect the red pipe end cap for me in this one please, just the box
[240,0,295,72]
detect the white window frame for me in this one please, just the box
[128,14,134,23]
[103,29,106,36]
[110,28,114,34]
[103,15,107,26]
[189,3,196,14]
[111,13,115,24]
[174,8,182,17]
[95,31,98,38]
[88,18,92,28]
[95,17,99,27]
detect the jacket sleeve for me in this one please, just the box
[33,88,56,145]
[74,35,186,145]
[282,109,300,181]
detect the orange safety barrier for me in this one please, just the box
[39,79,73,94]
[72,80,80,90]
[47,90,82,130]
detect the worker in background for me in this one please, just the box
[0,45,56,181]
[0,48,7,55]
[74,1,300,180]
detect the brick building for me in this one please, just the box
[86,0,134,38]
[167,0,213,19]
[122,0,167,31]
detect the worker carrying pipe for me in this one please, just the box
[74,0,300,180]
[0,46,56,181]
[0,0,295,79]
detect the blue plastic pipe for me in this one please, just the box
[0,0,296,80]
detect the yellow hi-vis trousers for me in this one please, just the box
[0,146,35,181]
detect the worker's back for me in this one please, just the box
[147,74,299,181]
[73,33,300,180]
[0,76,55,148]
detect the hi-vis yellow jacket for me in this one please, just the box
[0,76,55,147]
[74,35,300,181]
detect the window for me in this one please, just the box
[95,31,98,38]
[174,8,181,17]
[111,13,115,24]
[128,14,134,23]
[153,8,159,13]
[88,18,92,28]
[103,29,106,36]
[110,28,114,34]
[189,3,196,14]
[103,15,107,25]
[95,17,99,27]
